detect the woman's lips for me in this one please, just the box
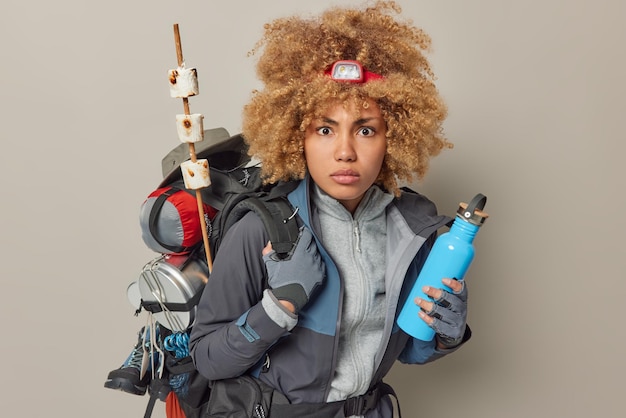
[331,169,360,185]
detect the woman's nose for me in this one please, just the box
[334,134,356,161]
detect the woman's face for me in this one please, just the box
[304,100,387,213]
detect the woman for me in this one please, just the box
[189,2,470,417]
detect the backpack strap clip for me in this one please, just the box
[343,382,401,417]
[343,391,377,416]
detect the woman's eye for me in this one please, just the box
[358,127,374,136]
[316,127,332,135]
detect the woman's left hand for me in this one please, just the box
[415,278,467,346]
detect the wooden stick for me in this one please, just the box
[173,23,213,272]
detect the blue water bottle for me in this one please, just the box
[397,193,488,341]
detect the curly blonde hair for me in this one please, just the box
[242,1,452,195]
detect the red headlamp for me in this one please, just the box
[324,60,384,83]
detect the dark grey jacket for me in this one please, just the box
[189,178,468,417]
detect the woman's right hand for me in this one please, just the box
[262,227,325,314]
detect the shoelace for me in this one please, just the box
[124,327,152,370]
[145,316,165,379]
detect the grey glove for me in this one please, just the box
[263,227,325,314]
[428,280,468,345]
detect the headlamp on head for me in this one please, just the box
[325,60,383,83]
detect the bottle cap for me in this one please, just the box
[457,193,489,226]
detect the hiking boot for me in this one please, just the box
[104,326,156,396]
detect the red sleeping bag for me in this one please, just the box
[139,180,217,255]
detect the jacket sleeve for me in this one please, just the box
[189,212,291,380]
[398,325,472,364]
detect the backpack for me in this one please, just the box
[125,128,300,418]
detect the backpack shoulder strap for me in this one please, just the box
[224,195,300,259]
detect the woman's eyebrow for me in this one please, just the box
[316,116,381,126]
[354,117,376,125]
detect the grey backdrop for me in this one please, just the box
[1,0,624,417]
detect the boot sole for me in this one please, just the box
[104,377,148,396]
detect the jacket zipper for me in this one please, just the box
[353,221,361,253]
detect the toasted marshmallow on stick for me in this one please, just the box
[168,65,199,98]
[176,114,204,143]
[180,159,211,190]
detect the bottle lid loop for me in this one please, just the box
[457,193,488,226]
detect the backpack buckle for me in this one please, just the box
[343,388,379,415]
